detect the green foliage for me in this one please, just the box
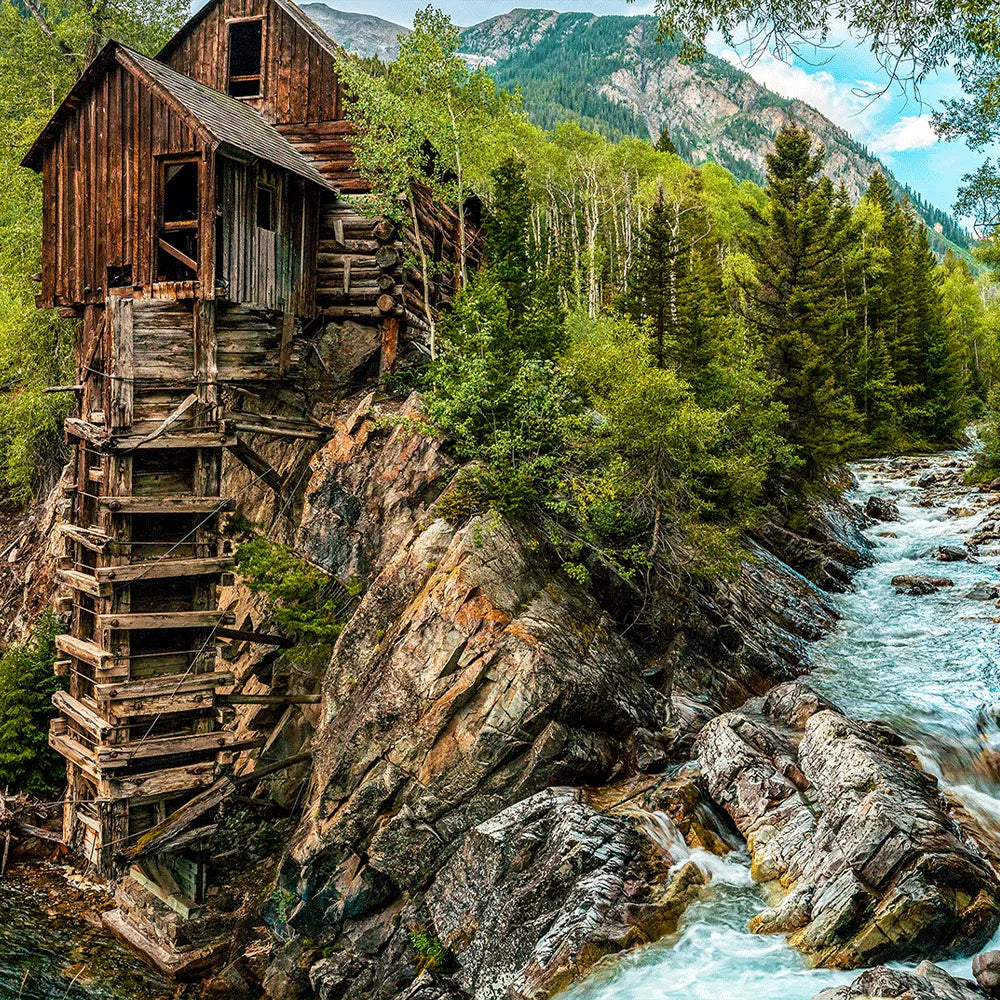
[407,929,448,972]
[234,538,354,663]
[0,0,185,501]
[0,612,65,795]
[736,126,863,484]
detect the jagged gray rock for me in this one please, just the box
[423,787,705,1000]
[696,682,1000,968]
[814,963,985,1000]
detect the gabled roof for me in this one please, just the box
[21,41,336,193]
[156,0,343,64]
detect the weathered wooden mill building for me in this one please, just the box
[22,0,468,966]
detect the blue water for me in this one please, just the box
[566,451,1000,1000]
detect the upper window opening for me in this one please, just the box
[228,19,264,98]
[256,185,274,231]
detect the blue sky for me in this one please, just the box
[306,0,985,217]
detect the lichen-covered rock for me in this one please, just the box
[423,787,705,1000]
[814,962,986,1000]
[697,682,1000,968]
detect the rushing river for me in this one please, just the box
[566,450,1000,1000]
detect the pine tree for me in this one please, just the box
[910,223,966,441]
[739,125,861,484]
[483,156,565,358]
[656,129,678,155]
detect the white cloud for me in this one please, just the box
[868,115,939,155]
[713,46,884,136]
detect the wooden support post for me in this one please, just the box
[108,297,133,430]
[380,317,399,375]
[279,312,294,375]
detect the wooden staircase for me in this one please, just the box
[52,295,240,877]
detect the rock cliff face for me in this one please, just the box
[235,387,872,998]
[698,682,1000,969]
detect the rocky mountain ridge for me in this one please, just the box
[300,4,969,252]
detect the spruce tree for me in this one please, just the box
[739,125,860,484]
[656,128,678,155]
[483,156,565,358]
[910,223,965,441]
[624,182,714,373]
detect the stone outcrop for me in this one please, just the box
[892,575,955,595]
[316,787,706,1000]
[697,682,1000,968]
[814,963,986,1000]
[253,392,862,998]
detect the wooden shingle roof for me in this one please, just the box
[22,41,336,193]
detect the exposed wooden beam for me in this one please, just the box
[216,626,294,647]
[130,753,311,859]
[94,672,232,703]
[227,439,284,493]
[95,555,235,584]
[52,691,114,740]
[56,568,107,598]
[97,610,234,631]
[157,238,199,274]
[99,495,235,515]
[219,693,321,705]
[55,634,114,669]
[96,730,236,768]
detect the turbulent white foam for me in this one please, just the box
[566,451,1000,1000]
[637,810,754,887]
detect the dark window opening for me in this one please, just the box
[256,185,274,230]
[162,162,199,223]
[158,159,199,281]
[228,19,264,98]
[107,264,132,289]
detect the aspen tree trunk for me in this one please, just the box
[446,95,468,287]
[409,192,437,358]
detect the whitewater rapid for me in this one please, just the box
[565,451,1000,1000]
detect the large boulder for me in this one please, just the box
[865,495,900,523]
[814,963,985,1000]
[697,682,1000,969]
[423,787,705,1000]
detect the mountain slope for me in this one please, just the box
[300,4,410,62]
[303,4,969,252]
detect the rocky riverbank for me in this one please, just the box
[8,389,994,1000]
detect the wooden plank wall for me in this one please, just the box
[133,300,195,383]
[162,0,344,126]
[216,157,319,315]
[276,121,366,193]
[41,60,208,307]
